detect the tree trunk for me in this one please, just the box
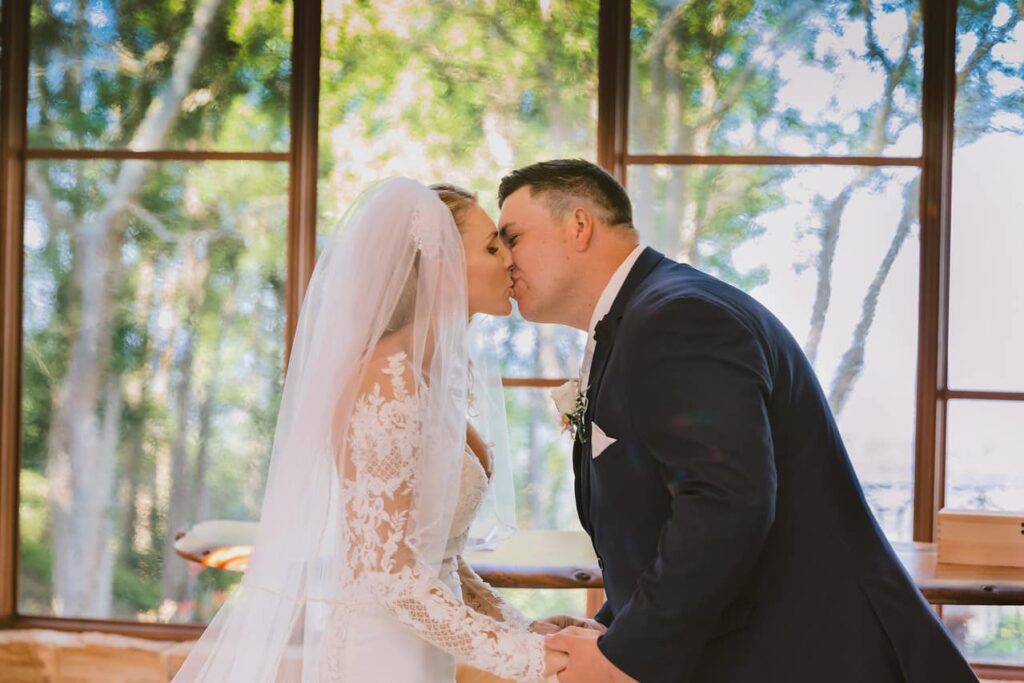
[804,7,921,364]
[161,328,195,609]
[193,387,215,527]
[828,176,918,414]
[628,29,663,247]
[804,180,861,366]
[192,286,236,530]
[118,259,156,567]
[45,0,225,616]
[161,239,210,611]
[46,210,126,617]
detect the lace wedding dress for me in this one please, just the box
[318,352,547,682]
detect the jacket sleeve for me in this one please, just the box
[594,600,614,627]
[596,298,776,682]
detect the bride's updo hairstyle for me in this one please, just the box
[430,183,478,228]
[385,183,478,333]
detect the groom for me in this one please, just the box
[497,159,977,683]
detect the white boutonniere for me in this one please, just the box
[551,379,588,444]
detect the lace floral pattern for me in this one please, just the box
[458,556,534,631]
[325,352,546,682]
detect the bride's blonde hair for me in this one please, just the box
[430,183,478,229]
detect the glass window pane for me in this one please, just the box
[504,387,581,531]
[496,588,589,621]
[20,160,287,622]
[317,0,598,226]
[943,605,1024,667]
[629,0,923,157]
[948,1,1024,391]
[316,1,598,378]
[945,400,1024,512]
[27,1,291,151]
[627,164,921,540]
[478,312,583,380]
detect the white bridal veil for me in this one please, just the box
[174,178,517,681]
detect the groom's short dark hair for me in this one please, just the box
[498,159,634,229]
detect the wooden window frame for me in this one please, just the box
[0,3,1020,674]
[0,0,322,640]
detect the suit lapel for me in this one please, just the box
[576,247,663,533]
[572,438,588,534]
[585,247,664,418]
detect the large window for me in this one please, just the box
[17,0,292,623]
[944,0,1024,516]
[939,0,1024,665]
[0,0,1020,669]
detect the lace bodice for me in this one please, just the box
[445,442,490,557]
[329,352,545,681]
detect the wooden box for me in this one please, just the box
[936,508,1024,569]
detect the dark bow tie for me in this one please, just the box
[594,315,620,343]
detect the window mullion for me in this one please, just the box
[0,0,31,627]
[597,0,630,183]
[285,0,322,366]
[914,0,957,543]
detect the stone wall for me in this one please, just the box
[0,629,512,682]
[0,630,192,682]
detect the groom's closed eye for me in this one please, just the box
[498,224,518,248]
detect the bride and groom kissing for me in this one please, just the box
[174,160,977,682]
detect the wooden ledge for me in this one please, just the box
[174,524,1024,605]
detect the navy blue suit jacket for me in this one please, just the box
[577,248,976,682]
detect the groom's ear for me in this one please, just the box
[569,206,596,252]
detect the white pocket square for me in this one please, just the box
[591,422,617,459]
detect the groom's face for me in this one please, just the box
[498,186,573,324]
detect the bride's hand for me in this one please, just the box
[529,620,561,635]
[543,648,569,676]
[532,614,607,634]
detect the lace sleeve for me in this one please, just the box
[343,353,547,682]
[457,555,534,631]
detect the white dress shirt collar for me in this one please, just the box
[580,245,644,386]
[586,244,645,344]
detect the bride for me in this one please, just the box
[172,178,567,682]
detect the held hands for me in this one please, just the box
[534,615,610,679]
[530,614,608,635]
[543,648,569,677]
[544,626,636,683]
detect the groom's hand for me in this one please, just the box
[543,648,569,677]
[531,614,607,634]
[545,627,636,683]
